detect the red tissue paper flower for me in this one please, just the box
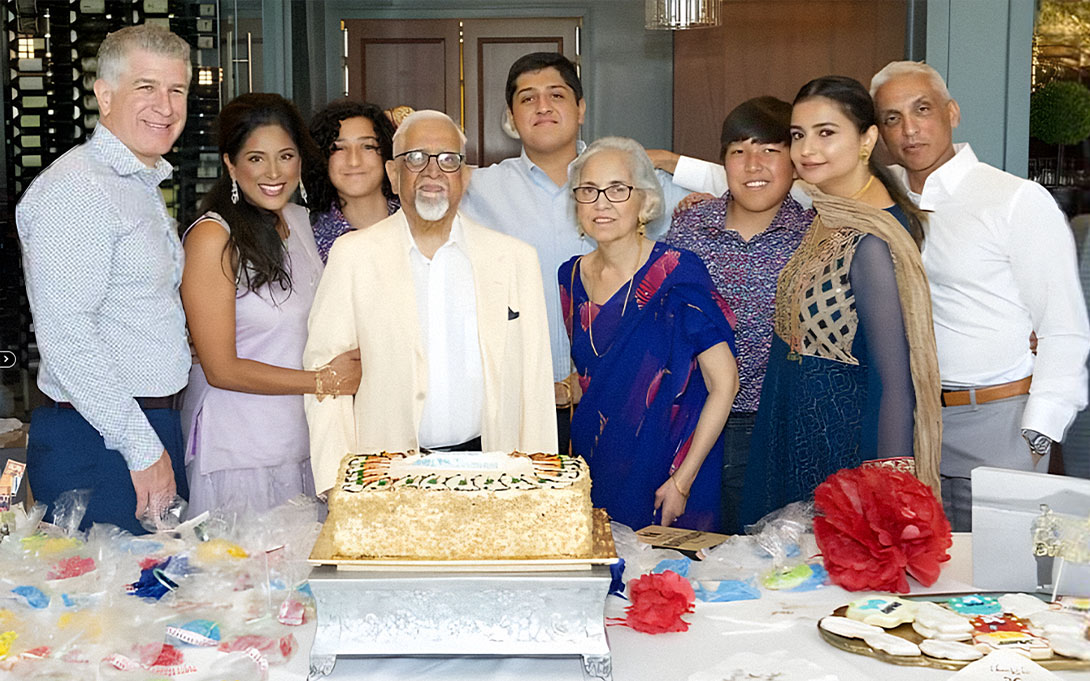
[813,466,952,593]
[610,570,695,634]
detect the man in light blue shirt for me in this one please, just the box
[460,52,698,453]
[16,24,192,534]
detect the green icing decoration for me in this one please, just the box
[428,478,438,484]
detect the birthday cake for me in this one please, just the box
[326,451,594,559]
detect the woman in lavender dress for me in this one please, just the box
[307,100,400,262]
[180,94,361,518]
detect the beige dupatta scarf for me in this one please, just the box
[772,182,942,499]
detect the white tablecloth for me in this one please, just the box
[278,534,1087,680]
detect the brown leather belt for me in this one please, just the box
[47,395,179,410]
[940,376,1031,408]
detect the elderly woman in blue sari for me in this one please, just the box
[559,137,740,531]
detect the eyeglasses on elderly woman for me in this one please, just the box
[572,183,634,204]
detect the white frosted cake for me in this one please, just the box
[326,451,594,559]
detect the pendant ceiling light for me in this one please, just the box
[645,0,721,30]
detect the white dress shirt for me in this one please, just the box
[406,215,485,448]
[890,144,1090,441]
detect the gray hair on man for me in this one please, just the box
[569,136,664,226]
[97,24,192,87]
[869,61,952,101]
[391,110,468,155]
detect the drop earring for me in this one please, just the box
[231,177,239,204]
[299,181,308,205]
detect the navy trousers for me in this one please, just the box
[26,405,188,535]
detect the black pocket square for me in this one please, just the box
[507,307,519,320]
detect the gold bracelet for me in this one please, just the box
[314,364,337,402]
[672,476,690,499]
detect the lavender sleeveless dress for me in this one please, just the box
[181,204,323,518]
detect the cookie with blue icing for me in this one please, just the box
[947,594,1001,616]
[845,597,917,628]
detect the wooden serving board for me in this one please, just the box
[308,508,619,572]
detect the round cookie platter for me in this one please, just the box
[817,594,1090,671]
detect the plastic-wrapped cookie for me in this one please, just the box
[1050,634,1090,661]
[919,639,984,661]
[863,632,922,657]
[819,615,883,640]
[845,597,917,628]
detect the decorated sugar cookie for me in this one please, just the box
[998,593,1050,619]
[969,613,1031,634]
[947,595,1001,616]
[845,597,917,628]
[863,632,922,657]
[1050,634,1090,661]
[919,638,984,661]
[972,630,1052,660]
[915,601,973,633]
[1055,596,1090,616]
[912,621,972,641]
[819,615,883,640]
[1029,609,1087,638]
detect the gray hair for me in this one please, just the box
[569,136,664,225]
[391,110,467,155]
[97,24,191,87]
[869,61,951,101]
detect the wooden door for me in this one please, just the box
[345,19,462,122]
[345,17,580,166]
[462,18,579,166]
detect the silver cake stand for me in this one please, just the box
[306,510,618,680]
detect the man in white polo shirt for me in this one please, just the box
[870,60,1090,530]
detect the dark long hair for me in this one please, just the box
[793,76,925,247]
[198,92,321,293]
[307,99,396,216]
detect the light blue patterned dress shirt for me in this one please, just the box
[16,124,190,471]
[460,142,694,382]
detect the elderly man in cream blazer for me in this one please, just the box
[304,110,557,495]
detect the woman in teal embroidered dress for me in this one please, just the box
[559,137,739,532]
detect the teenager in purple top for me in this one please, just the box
[307,100,400,263]
[665,97,813,533]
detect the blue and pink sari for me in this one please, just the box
[559,242,737,532]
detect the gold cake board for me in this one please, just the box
[308,507,619,572]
